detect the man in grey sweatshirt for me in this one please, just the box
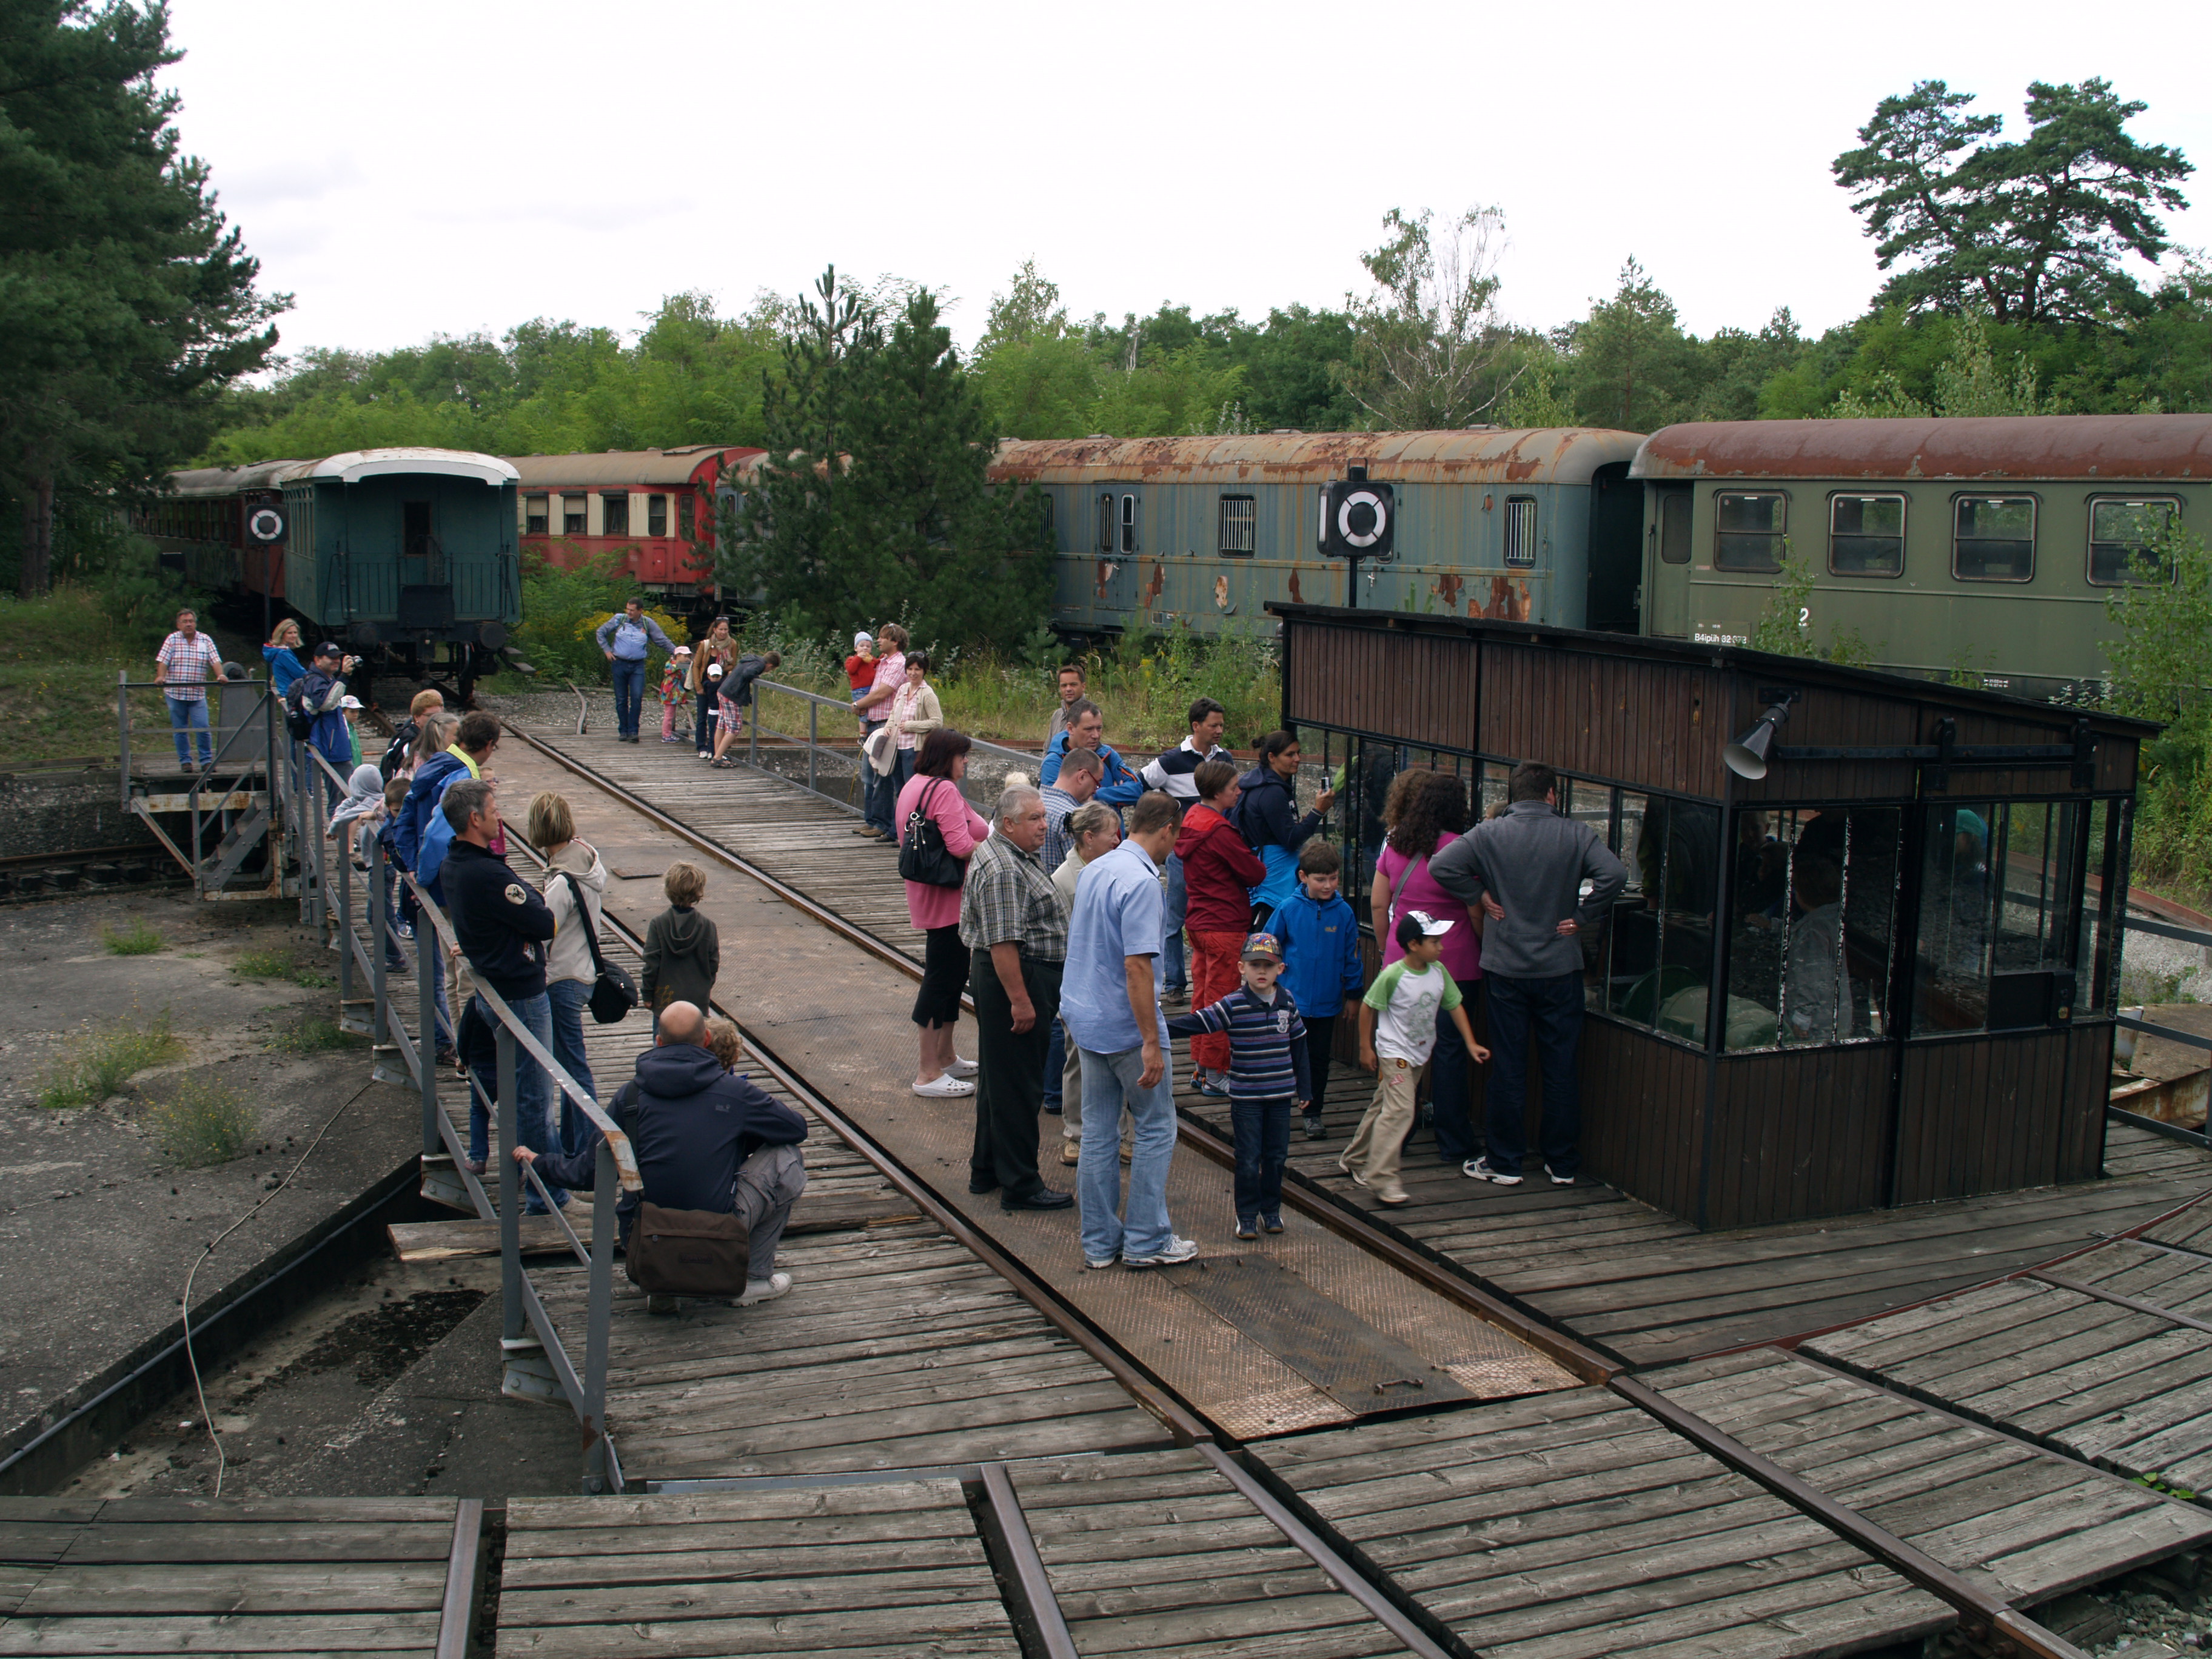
[1429,762,1627,1187]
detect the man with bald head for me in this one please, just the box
[515,1000,809,1313]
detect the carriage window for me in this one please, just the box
[1954,496,2036,581]
[1596,792,1721,1047]
[1096,492,1114,556]
[1659,494,1691,565]
[1715,492,1786,572]
[1913,801,2083,1034]
[600,493,630,537]
[1040,493,1054,540]
[679,492,695,538]
[1120,494,1138,554]
[1218,495,1256,557]
[1829,494,1905,577]
[561,495,586,535]
[2088,497,2179,586]
[647,494,668,537]
[1724,807,1900,1050]
[524,494,548,537]
[1503,497,1537,568]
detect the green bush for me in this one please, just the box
[515,547,687,685]
[38,1009,187,1108]
[144,1078,256,1167]
[102,919,164,956]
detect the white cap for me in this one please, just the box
[854,631,873,648]
[707,662,724,677]
[1403,908,1455,937]
[340,695,363,709]
[672,644,692,656]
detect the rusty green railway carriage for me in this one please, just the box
[990,429,1646,641]
[1632,414,2212,702]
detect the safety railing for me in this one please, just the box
[304,745,642,1492]
[744,676,1042,819]
[2109,907,2212,1149]
[114,674,286,899]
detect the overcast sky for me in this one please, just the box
[164,0,2212,364]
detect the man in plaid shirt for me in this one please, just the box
[959,786,1071,1212]
[154,609,223,769]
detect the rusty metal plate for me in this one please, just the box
[1159,1256,1475,1416]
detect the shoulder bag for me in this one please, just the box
[560,871,639,1024]
[899,779,968,888]
[626,1200,749,1297]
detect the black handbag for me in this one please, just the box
[898,779,968,888]
[560,871,639,1024]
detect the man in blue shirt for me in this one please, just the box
[1037,700,1143,811]
[595,598,677,743]
[1061,789,1196,1269]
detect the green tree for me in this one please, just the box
[1,0,284,593]
[1345,206,1514,429]
[1568,259,1701,429]
[2105,518,2212,719]
[1834,78,2192,327]
[729,271,1045,647]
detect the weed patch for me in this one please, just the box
[233,948,334,989]
[144,1078,256,1167]
[38,1009,187,1108]
[101,919,165,956]
[269,1015,364,1055]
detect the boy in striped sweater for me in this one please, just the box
[1168,931,1310,1240]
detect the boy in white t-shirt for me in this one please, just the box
[1343,910,1487,1205]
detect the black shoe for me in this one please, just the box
[1042,1102,1062,1116]
[1303,1114,1326,1141]
[1000,1188,1074,1212]
[967,1176,1000,1195]
[1261,1215,1285,1234]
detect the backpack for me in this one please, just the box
[898,779,967,888]
[282,679,317,742]
[378,720,418,782]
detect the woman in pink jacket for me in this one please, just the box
[897,728,991,1098]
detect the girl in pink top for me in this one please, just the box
[897,728,991,1098]
[1369,772,1487,1165]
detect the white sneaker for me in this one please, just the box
[911,1073,974,1098]
[737,1271,792,1305]
[1465,1158,1523,1186]
[947,1056,979,1078]
[1123,1235,1199,1267]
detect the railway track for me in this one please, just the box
[471,714,2212,1659]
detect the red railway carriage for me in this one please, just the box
[506,446,760,612]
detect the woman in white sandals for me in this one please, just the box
[899,728,989,1098]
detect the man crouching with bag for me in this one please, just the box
[513,1000,808,1316]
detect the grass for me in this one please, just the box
[38,1008,188,1108]
[269,1015,365,1055]
[143,1078,256,1168]
[0,586,240,768]
[233,947,335,989]
[101,919,166,956]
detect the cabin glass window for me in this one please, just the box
[524,494,549,537]
[1597,794,1721,1044]
[679,493,695,538]
[1912,801,2084,1036]
[1503,497,1537,568]
[1218,495,1256,557]
[1724,807,1900,1051]
[1829,494,1905,577]
[1714,492,1786,572]
[1096,493,1114,556]
[601,493,629,537]
[1953,496,2036,581]
[647,494,668,538]
[2087,497,2179,586]
[561,495,586,535]
[1659,494,1691,565]
[1120,494,1138,554]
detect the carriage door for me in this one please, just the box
[1584,462,1643,632]
[1093,488,1141,623]
[1644,485,1692,638]
[397,498,454,632]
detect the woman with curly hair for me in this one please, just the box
[1369,771,1486,1165]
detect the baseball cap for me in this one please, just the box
[313,640,342,659]
[1395,908,1455,948]
[340,695,363,710]
[1241,932,1282,962]
[672,644,693,657]
[707,662,724,678]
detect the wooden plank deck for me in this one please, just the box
[515,716,2212,1372]
[1640,1348,2212,1604]
[497,1486,1020,1658]
[1007,1449,1418,1658]
[1249,1389,1955,1659]
[0,1495,469,1657]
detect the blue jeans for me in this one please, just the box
[546,978,597,1156]
[1429,990,1479,1164]
[1230,1096,1292,1222]
[1042,1016,1066,1113]
[1076,1043,1178,1262]
[862,722,894,832]
[1162,853,1188,993]
[609,659,646,737]
[1482,972,1584,1177]
[167,696,211,766]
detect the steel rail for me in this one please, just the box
[976,1463,1081,1659]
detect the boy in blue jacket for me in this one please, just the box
[1272,841,1365,1142]
[1168,932,1309,1241]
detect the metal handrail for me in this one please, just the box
[743,675,1043,817]
[305,743,639,1492]
[115,673,281,899]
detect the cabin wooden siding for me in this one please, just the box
[1285,623,1476,752]
[1702,1046,1895,1229]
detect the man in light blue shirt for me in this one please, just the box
[1061,789,1196,1269]
[595,598,677,743]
